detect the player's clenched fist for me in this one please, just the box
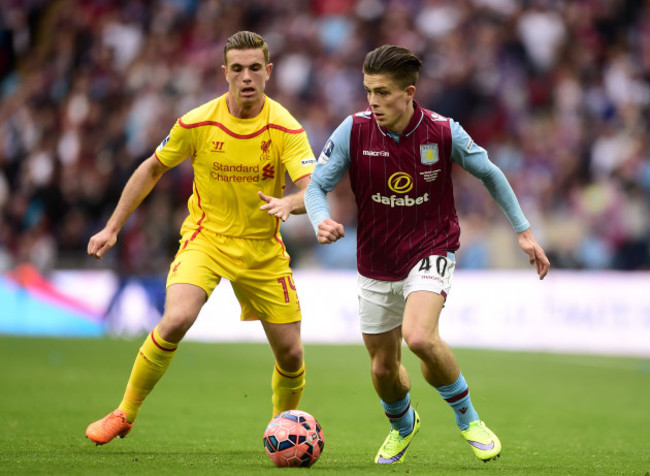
[317,218,345,244]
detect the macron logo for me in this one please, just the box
[363,150,389,157]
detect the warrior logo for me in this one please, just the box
[212,140,225,153]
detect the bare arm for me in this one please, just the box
[87,154,169,259]
[258,175,312,222]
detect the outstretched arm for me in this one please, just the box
[449,120,549,278]
[258,175,312,222]
[87,154,169,259]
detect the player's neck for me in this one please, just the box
[226,93,265,119]
[388,102,415,134]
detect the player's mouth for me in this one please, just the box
[241,87,256,98]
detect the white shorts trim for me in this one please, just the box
[358,253,455,334]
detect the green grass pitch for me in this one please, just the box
[1,336,649,475]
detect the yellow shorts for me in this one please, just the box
[166,230,301,324]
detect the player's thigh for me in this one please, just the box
[402,291,445,342]
[233,260,302,324]
[401,253,455,340]
[158,283,208,341]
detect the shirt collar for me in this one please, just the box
[373,101,425,139]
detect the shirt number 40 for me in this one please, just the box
[418,256,448,277]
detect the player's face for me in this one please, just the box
[223,48,273,115]
[363,74,415,133]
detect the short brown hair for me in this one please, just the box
[363,45,422,89]
[223,31,270,65]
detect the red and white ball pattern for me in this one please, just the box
[263,410,325,468]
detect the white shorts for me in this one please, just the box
[358,253,456,334]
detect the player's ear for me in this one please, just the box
[405,84,416,101]
[266,62,273,79]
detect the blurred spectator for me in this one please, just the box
[1,0,649,276]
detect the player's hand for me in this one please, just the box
[258,191,292,222]
[87,228,118,259]
[517,228,550,280]
[317,218,345,244]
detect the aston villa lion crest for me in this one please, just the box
[420,144,439,165]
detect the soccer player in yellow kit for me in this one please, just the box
[85,31,316,445]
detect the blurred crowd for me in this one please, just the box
[1,0,649,276]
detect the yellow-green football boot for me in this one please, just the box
[461,420,501,461]
[374,409,421,464]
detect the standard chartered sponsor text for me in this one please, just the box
[211,162,260,182]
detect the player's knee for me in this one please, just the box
[371,359,400,381]
[276,344,303,372]
[288,346,304,369]
[158,312,196,342]
[404,332,437,359]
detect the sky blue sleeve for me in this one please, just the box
[449,120,530,233]
[305,116,353,235]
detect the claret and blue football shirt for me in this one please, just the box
[305,102,529,281]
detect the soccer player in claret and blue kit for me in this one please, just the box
[305,45,550,465]
[85,31,316,445]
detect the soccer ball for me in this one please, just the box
[263,410,325,467]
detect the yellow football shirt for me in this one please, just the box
[155,94,316,240]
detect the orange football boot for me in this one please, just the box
[85,409,133,445]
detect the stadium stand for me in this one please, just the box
[1,0,649,274]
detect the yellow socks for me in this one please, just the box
[117,330,305,421]
[119,326,177,422]
[271,361,306,417]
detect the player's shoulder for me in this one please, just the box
[420,106,453,129]
[177,95,226,128]
[351,107,373,123]
[348,108,376,133]
[265,96,304,131]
